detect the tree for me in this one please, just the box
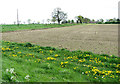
[52,8,67,24]
[83,18,90,23]
[71,20,74,23]
[51,17,56,24]
[109,19,113,22]
[113,18,117,22]
[37,21,40,24]
[92,19,95,22]
[76,15,84,23]
[117,18,120,22]
[68,20,71,23]
[47,19,50,24]
[27,19,31,24]
[99,19,104,23]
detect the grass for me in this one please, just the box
[1,24,80,32]
[1,41,120,82]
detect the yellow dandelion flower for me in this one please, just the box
[61,62,63,65]
[54,54,59,57]
[64,61,68,64]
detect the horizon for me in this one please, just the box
[0,0,119,24]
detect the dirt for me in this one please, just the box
[2,24,118,56]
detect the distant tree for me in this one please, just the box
[47,19,50,24]
[51,17,56,24]
[99,19,104,23]
[83,18,90,23]
[32,21,35,24]
[71,20,74,23]
[52,7,67,24]
[37,21,40,24]
[109,19,113,22]
[76,20,79,24]
[76,15,84,23]
[62,20,67,24]
[68,20,71,23]
[92,19,95,22]
[116,19,119,22]
[113,18,117,22]
[27,19,31,24]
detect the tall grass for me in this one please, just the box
[2,41,120,82]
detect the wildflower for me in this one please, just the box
[102,76,103,78]
[18,52,21,54]
[61,62,63,65]
[74,67,76,69]
[6,69,9,72]
[54,54,59,57]
[64,61,68,64]
[49,50,53,53]
[10,68,14,74]
[25,75,30,79]
[85,71,88,74]
[82,72,84,74]
[13,54,17,57]
[11,76,14,80]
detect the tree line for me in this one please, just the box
[51,7,120,24]
[14,7,120,25]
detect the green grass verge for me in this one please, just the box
[1,24,80,32]
[2,41,120,82]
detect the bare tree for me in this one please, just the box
[52,8,67,24]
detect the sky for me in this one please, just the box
[0,0,119,24]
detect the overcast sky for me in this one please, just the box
[0,0,119,24]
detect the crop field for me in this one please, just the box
[2,41,120,82]
[1,24,120,82]
[1,24,77,32]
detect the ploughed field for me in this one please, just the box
[2,24,118,56]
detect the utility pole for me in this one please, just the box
[17,9,19,26]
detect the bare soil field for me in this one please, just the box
[2,24,118,56]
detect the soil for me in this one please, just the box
[2,24,118,56]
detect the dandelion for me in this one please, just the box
[64,61,68,64]
[85,71,88,74]
[18,52,21,54]
[61,62,64,65]
[54,54,59,57]
[13,54,17,57]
